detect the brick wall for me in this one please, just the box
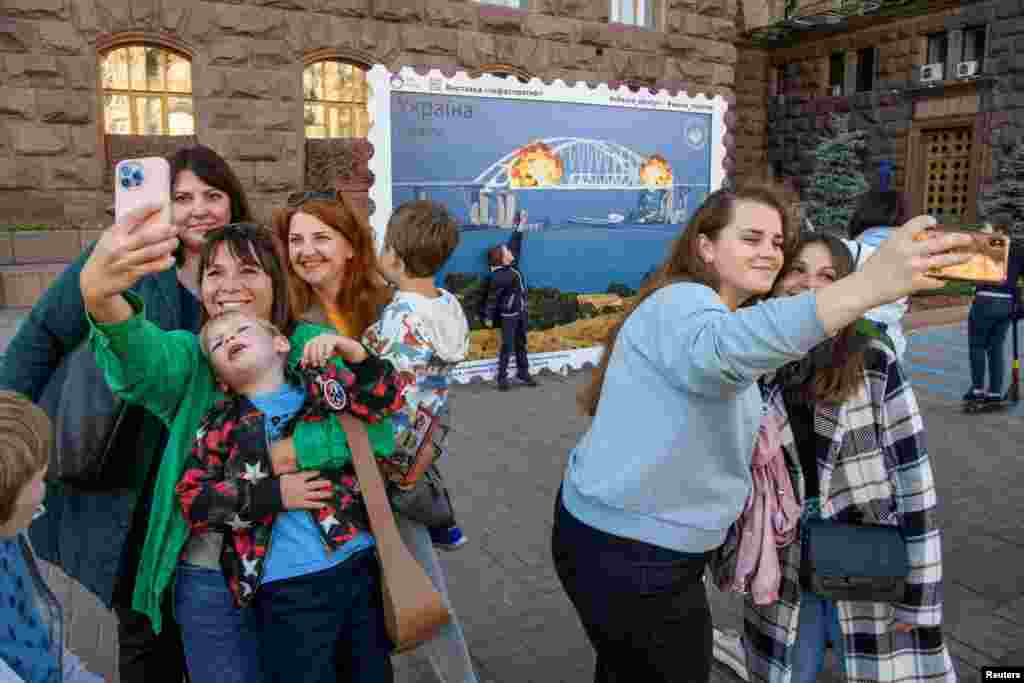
[762,6,971,201]
[732,45,771,183]
[963,0,1024,200]
[0,0,745,227]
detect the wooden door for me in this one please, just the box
[921,126,977,223]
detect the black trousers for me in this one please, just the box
[497,314,530,381]
[551,488,713,683]
[114,594,189,683]
[112,445,189,683]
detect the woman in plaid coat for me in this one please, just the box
[745,233,955,683]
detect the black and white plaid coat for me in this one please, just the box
[744,339,956,683]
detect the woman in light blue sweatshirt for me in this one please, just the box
[549,184,974,683]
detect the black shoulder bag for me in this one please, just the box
[800,518,909,602]
[37,342,139,490]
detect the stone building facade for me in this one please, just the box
[731,0,1024,231]
[6,0,1021,304]
[1,0,751,228]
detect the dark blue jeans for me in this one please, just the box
[252,549,393,683]
[550,488,712,683]
[174,562,262,683]
[968,296,1014,394]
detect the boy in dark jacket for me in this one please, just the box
[176,310,404,681]
[484,230,537,391]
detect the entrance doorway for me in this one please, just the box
[921,126,976,223]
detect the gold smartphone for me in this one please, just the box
[914,223,1010,284]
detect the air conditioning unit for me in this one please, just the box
[957,60,980,78]
[920,63,944,83]
[830,84,843,96]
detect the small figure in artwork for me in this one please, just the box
[484,230,537,392]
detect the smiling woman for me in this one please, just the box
[743,229,956,683]
[198,223,282,327]
[288,211,355,293]
[272,193,391,338]
[78,216,402,683]
[170,146,253,264]
[0,144,251,683]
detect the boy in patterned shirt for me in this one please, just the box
[363,199,471,550]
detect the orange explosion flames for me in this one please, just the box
[639,155,673,187]
[507,141,564,188]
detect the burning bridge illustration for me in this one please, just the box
[396,137,703,191]
[395,137,709,228]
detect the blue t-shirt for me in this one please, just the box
[251,384,373,586]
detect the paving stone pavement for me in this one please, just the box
[2,310,1023,682]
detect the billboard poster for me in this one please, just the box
[367,66,727,381]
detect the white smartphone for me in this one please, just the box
[114,156,172,226]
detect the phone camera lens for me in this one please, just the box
[132,170,143,185]
[120,178,131,189]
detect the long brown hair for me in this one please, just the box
[197,223,295,337]
[776,232,866,404]
[578,183,797,417]
[272,194,390,337]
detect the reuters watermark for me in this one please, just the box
[984,667,1024,680]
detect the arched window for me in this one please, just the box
[303,60,369,139]
[101,45,193,135]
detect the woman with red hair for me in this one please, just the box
[273,192,391,336]
[271,192,480,683]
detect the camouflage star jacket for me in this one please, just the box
[175,355,404,607]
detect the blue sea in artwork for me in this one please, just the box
[437,226,678,293]
[390,91,713,293]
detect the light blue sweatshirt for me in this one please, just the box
[562,283,827,553]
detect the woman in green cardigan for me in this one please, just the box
[79,215,399,682]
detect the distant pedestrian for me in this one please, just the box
[483,229,536,391]
[964,232,1024,402]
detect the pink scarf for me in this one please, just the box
[719,410,802,605]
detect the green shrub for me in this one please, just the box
[526,288,581,331]
[606,282,637,298]
[443,272,490,330]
